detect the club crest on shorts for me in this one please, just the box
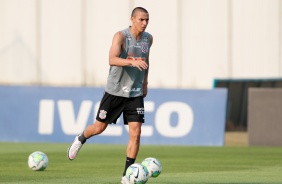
[99,110,107,119]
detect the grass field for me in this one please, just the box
[1,137,282,184]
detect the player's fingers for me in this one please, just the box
[140,65,147,70]
[132,60,148,70]
[141,60,148,68]
[135,59,148,68]
[133,62,146,70]
[136,65,143,71]
[139,62,148,69]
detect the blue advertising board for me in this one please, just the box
[0,85,227,146]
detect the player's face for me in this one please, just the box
[131,12,149,32]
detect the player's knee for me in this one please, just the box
[90,121,108,135]
[130,129,141,141]
[130,135,141,144]
[97,124,107,134]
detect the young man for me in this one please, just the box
[67,7,153,184]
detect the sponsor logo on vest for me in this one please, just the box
[122,86,141,93]
[142,36,149,42]
[129,45,141,48]
[127,57,145,61]
[122,86,130,92]
[126,35,132,40]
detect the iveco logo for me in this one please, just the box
[38,100,194,138]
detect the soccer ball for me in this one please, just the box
[126,163,149,184]
[28,151,48,171]
[141,157,162,177]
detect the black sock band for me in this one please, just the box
[123,157,135,176]
[78,132,87,144]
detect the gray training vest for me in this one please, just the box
[105,27,151,98]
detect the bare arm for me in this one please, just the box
[109,31,148,71]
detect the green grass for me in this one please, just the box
[0,142,282,183]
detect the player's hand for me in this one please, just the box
[129,58,148,71]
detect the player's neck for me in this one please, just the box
[129,26,143,41]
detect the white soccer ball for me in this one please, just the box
[28,151,48,171]
[141,157,162,177]
[126,163,149,184]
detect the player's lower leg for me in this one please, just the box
[122,157,136,176]
[122,122,141,176]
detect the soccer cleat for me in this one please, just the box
[67,135,83,160]
[121,176,130,184]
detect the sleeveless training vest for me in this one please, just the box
[105,27,151,98]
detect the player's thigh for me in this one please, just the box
[123,96,144,124]
[96,92,126,124]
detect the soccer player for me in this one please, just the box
[67,7,153,184]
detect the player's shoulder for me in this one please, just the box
[144,31,152,36]
[117,27,131,38]
[143,31,153,45]
[114,31,124,38]
[144,31,153,39]
[112,31,125,43]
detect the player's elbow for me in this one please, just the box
[109,57,116,66]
